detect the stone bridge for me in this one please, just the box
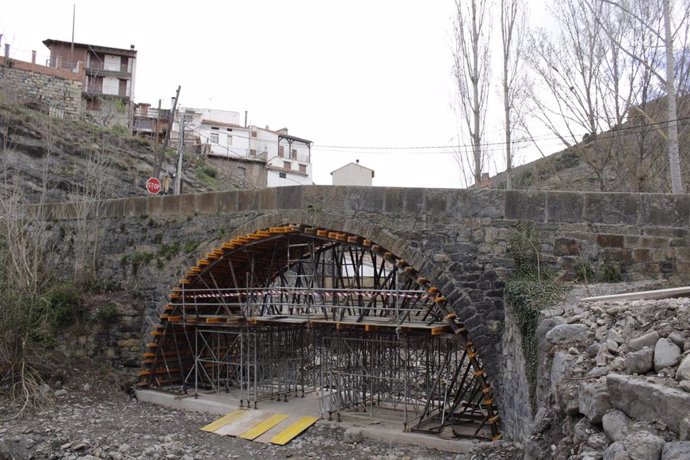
[28,186,690,440]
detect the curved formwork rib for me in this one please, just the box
[140,224,501,440]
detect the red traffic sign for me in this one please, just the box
[146,177,161,195]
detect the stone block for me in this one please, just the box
[545,324,591,347]
[505,190,545,221]
[160,195,181,215]
[654,338,681,372]
[607,373,690,432]
[579,380,612,424]
[662,442,690,460]
[640,194,690,227]
[597,234,625,248]
[603,441,630,460]
[257,188,277,210]
[624,348,654,374]
[629,331,660,351]
[602,409,632,442]
[216,190,239,213]
[275,186,303,210]
[195,193,219,215]
[623,431,664,460]
[422,189,448,214]
[546,191,584,222]
[584,193,639,225]
[554,238,580,256]
[678,355,690,381]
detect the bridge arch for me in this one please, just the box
[140,222,502,440]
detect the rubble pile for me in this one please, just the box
[528,294,690,460]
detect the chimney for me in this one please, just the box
[31,50,36,64]
[4,44,9,59]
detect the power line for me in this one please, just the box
[312,115,690,153]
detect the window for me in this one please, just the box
[283,161,291,170]
[251,130,257,138]
[250,149,257,156]
[291,149,297,159]
[226,134,232,146]
[209,132,219,143]
[279,172,287,178]
[299,164,307,174]
[278,145,285,158]
[237,166,246,186]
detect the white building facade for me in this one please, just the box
[174,108,313,187]
[331,162,374,186]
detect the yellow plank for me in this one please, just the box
[270,416,319,445]
[200,410,248,433]
[239,413,288,440]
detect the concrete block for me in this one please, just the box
[216,191,239,213]
[505,190,545,221]
[584,193,640,225]
[275,186,303,209]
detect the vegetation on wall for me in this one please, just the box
[505,221,566,414]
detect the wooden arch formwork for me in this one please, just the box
[139,224,501,441]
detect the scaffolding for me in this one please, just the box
[140,224,501,441]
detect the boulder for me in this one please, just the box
[661,442,690,460]
[536,316,565,351]
[546,324,591,347]
[668,332,685,348]
[629,331,660,351]
[603,442,630,460]
[624,348,654,374]
[579,380,612,424]
[607,373,690,433]
[551,351,576,407]
[608,329,625,345]
[602,409,632,442]
[677,355,690,381]
[680,416,690,441]
[623,431,665,460]
[654,338,681,372]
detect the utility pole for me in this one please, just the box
[153,85,181,179]
[173,115,185,195]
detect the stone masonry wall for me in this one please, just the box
[0,57,84,117]
[26,186,690,440]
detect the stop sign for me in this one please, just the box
[146,177,161,194]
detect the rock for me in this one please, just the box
[677,355,690,381]
[343,428,363,443]
[603,409,632,442]
[588,432,611,450]
[654,338,681,372]
[607,339,620,353]
[629,331,660,351]
[623,431,664,460]
[523,439,542,460]
[54,389,68,397]
[625,348,654,374]
[661,442,690,460]
[680,381,690,393]
[680,416,690,441]
[607,373,690,433]
[579,380,612,424]
[609,329,625,345]
[551,351,575,406]
[546,324,591,347]
[668,332,685,348]
[604,441,630,460]
[574,417,595,444]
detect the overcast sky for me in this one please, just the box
[1,0,554,188]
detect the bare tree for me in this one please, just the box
[500,0,527,189]
[452,0,492,186]
[597,0,689,193]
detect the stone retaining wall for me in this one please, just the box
[0,57,84,117]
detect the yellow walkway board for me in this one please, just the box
[239,413,289,440]
[270,416,319,446]
[200,410,248,433]
[216,410,275,437]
